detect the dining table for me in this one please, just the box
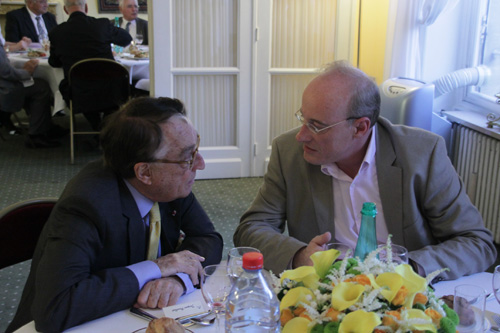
[7,46,150,117]
[12,271,500,333]
[7,49,65,116]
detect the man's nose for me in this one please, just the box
[194,153,205,171]
[296,124,311,142]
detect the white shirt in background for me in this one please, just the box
[321,125,389,250]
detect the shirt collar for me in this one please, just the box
[26,6,40,20]
[123,179,154,219]
[321,125,377,178]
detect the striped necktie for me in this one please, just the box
[147,202,161,260]
[35,16,45,37]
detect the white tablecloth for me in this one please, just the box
[116,56,150,85]
[8,53,65,116]
[14,272,500,332]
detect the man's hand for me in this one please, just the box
[154,250,204,286]
[292,232,331,268]
[18,37,32,50]
[23,59,39,75]
[135,277,184,308]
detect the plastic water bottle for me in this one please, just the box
[225,252,280,332]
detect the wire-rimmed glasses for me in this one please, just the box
[295,108,359,134]
[151,134,200,170]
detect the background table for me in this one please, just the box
[8,53,65,116]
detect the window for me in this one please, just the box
[465,0,500,114]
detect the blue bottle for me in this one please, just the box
[354,202,378,261]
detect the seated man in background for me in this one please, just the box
[0,34,66,147]
[6,97,223,333]
[5,0,57,43]
[234,60,497,281]
[48,0,132,130]
[115,0,148,46]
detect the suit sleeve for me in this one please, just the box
[110,24,132,47]
[0,49,31,81]
[406,136,497,280]
[234,138,307,274]
[175,193,223,266]
[5,11,22,42]
[31,196,140,332]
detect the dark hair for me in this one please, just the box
[322,61,380,127]
[100,97,187,178]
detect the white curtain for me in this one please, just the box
[384,0,459,80]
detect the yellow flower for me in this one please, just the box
[402,309,437,332]
[374,272,403,303]
[280,266,319,289]
[395,264,427,294]
[282,317,311,333]
[311,248,341,279]
[330,282,365,311]
[338,310,382,333]
[280,286,315,311]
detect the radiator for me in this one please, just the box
[450,123,500,242]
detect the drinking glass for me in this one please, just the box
[325,243,353,261]
[201,264,232,331]
[227,247,260,281]
[493,265,500,304]
[135,33,144,46]
[377,244,409,264]
[454,284,486,332]
[39,33,50,51]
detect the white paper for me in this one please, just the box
[162,300,208,319]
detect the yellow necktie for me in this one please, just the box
[147,202,161,260]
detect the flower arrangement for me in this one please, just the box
[276,239,459,333]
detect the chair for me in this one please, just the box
[0,197,57,269]
[68,58,130,164]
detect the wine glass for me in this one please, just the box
[227,247,260,282]
[201,264,232,331]
[377,244,409,264]
[135,33,144,47]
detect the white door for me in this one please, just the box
[253,0,354,176]
[149,0,357,178]
[149,0,253,179]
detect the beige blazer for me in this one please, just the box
[234,117,496,280]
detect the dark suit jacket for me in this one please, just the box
[0,45,31,112]
[5,7,57,43]
[113,17,149,45]
[48,11,132,102]
[6,160,223,333]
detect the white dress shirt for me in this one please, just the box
[321,126,390,249]
[26,7,47,36]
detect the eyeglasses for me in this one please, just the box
[295,108,358,134]
[151,134,200,170]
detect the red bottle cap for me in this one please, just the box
[242,252,263,270]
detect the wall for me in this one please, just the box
[358,0,390,85]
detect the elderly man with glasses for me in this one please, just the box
[6,97,223,333]
[234,60,496,282]
[5,0,57,43]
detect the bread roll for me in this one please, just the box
[145,317,186,333]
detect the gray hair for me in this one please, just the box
[119,0,138,8]
[321,60,380,127]
[63,0,86,7]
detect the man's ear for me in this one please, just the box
[353,117,371,137]
[134,162,152,185]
